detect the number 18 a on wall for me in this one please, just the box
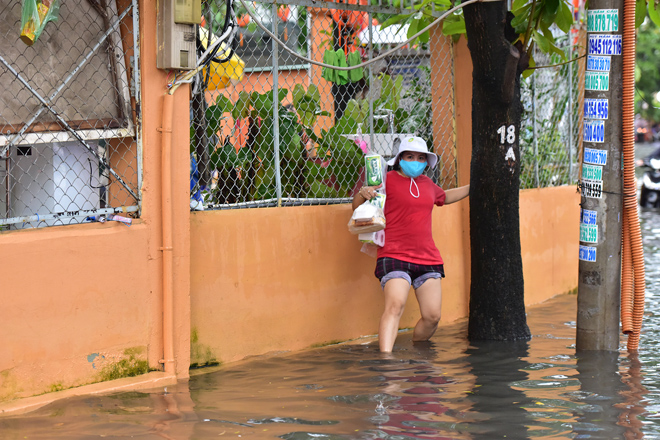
[497,125,516,144]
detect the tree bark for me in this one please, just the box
[463,1,531,340]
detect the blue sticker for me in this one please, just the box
[584,98,609,119]
[581,209,597,225]
[584,120,605,143]
[586,55,611,72]
[588,35,622,55]
[579,245,597,262]
[584,148,607,165]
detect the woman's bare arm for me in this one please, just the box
[444,184,470,205]
[352,184,382,210]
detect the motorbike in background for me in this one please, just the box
[639,155,660,207]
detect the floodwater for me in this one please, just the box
[4,170,660,439]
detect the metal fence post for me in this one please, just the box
[368,15,375,150]
[272,3,282,206]
[532,74,540,187]
[568,31,574,181]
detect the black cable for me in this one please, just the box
[576,179,637,199]
[197,0,237,66]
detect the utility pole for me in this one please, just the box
[577,0,623,351]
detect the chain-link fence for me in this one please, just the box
[520,28,586,189]
[0,0,141,230]
[190,0,457,210]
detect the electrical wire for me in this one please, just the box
[235,0,502,72]
[171,0,503,92]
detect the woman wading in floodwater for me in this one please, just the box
[352,136,470,352]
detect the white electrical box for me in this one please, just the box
[157,0,201,70]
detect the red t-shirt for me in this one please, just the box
[377,171,446,265]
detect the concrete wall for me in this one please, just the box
[189,186,579,365]
[0,0,191,402]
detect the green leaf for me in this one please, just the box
[305,162,332,183]
[554,0,574,33]
[381,14,413,29]
[205,104,226,138]
[636,0,647,28]
[532,29,551,53]
[442,15,466,36]
[407,17,420,40]
[649,0,660,27]
[307,181,339,198]
[252,92,274,120]
[547,39,567,60]
[522,54,536,78]
[216,142,239,168]
[214,94,234,114]
[512,0,529,12]
[278,88,289,103]
[232,91,251,120]
[292,84,306,108]
[308,84,321,104]
[545,0,560,15]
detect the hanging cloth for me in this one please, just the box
[334,49,349,85]
[347,50,363,82]
[322,49,337,83]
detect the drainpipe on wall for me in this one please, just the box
[159,92,175,374]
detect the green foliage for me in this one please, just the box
[340,73,404,131]
[198,83,363,202]
[377,0,578,75]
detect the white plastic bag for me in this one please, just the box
[348,201,385,234]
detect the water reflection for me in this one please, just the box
[464,341,532,439]
[4,270,660,438]
[571,351,627,439]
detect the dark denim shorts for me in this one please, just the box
[374,257,445,290]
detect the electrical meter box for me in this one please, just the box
[157,0,201,70]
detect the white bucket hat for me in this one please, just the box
[387,136,438,168]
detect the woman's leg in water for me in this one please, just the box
[379,278,411,352]
[412,278,442,342]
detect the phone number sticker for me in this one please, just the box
[581,209,597,225]
[587,9,619,32]
[580,224,599,243]
[587,55,611,72]
[585,71,610,91]
[584,98,609,119]
[581,179,603,198]
[584,120,605,143]
[588,35,622,55]
[579,245,597,262]
[582,164,603,181]
[584,147,607,165]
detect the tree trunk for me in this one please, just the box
[463,1,531,340]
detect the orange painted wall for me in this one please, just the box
[0,0,191,402]
[0,2,580,405]
[189,185,579,364]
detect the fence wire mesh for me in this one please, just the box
[0,0,140,230]
[190,0,457,210]
[520,28,586,189]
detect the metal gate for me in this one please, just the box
[0,0,141,229]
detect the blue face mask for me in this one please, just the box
[399,160,427,178]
